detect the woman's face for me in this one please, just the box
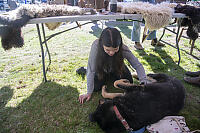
[103,45,119,56]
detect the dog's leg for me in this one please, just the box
[101,85,124,99]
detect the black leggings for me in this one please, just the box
[93,65,133,92]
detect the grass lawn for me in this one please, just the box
[0,21,199,133]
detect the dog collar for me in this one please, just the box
[113,105,133,132]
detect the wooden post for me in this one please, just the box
[190,39,195,55]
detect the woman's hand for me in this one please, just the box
[78,93,92,104]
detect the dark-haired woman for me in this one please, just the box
[79,27,148,104]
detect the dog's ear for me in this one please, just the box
[99,99,105,105]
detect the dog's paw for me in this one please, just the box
[147,74,158,83]
[102,85,107,91]
[147,73,155,77]
[101,85,107,98]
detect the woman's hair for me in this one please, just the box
[96,27,124,80]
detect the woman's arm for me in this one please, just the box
[122,45,148,84]
[79,39,99,104]
[86,39,99,94]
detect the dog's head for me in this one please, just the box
[89,99,125,133]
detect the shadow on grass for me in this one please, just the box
[89,21,103,38]
[135,46,187,75]
[116,25,132,40]
[0,86,14,131]
[89,21,133,41]
[89,22,132,40]
[105,21,132,40]
[0,82,102,133]
[0,86,13,108]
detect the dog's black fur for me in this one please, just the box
[0,14,31,50]
[0,26,24,50]
[175,4,200,41]
[0,5,96,50]
[89,73,185,133]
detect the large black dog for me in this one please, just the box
[89,73,185,133]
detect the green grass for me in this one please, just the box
[0,22,199,133]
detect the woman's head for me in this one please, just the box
[99,27,123,56]
[96,27,124,79]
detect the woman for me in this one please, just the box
[79,27,148,104]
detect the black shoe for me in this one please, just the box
[151,38,157,46]
[151,38,165,46]
[76,67,87,75]
[134,42,144,50]
[185,71,200,77]
[184,76,200,87]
